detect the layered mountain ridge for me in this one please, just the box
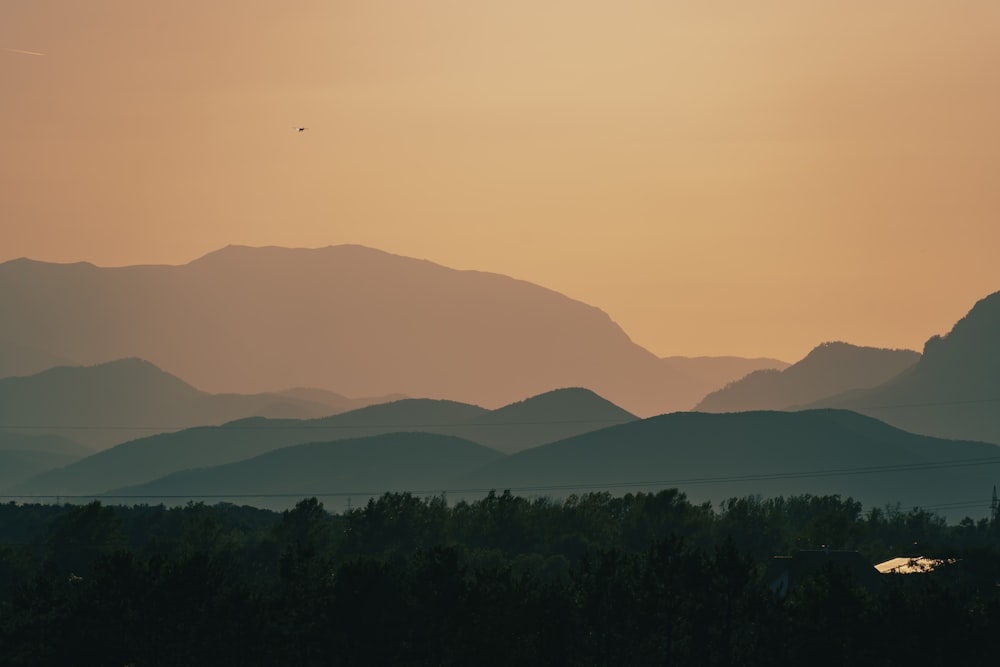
[0,357,400,450]
[0,245,786,417]
[695,342,920,413]
[12,387,636,496]
[808,290,1000,444]
[105,409,1000,521]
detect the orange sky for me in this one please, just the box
[2,1,998,362]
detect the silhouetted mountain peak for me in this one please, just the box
[0,257,96,269]
[920,290,1000,371]
[20,357,199,395]
[187,243,435,273]
[0,244,714,415]
[695,342,919,412]
[800,289,1000,445]
[488,387,636,423]
[796,340,914,365]
[310,398,489,426]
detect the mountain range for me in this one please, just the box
[109,432,504,509]
[0,358,401,450]
[3,244,999,520]
[105,409,1000,521]
[807,290,1000,445]
[10,388,635,496]
[0,431,92,491]
[0,245,785,416]
[695,342,920,412]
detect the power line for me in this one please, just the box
[4,454,1000,502]
[852,397,1000,410]
[0,418,637,432]
[4,391,1000,434]
[4,395,1000,432]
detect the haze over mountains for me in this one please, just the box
[807,290,1000,445]
[461,409,1000,522]
[695,342,920,413]
[0,245,785,417]
[0,432,91,490]
[111,432,505,509]
[11,388,636,497]
[0,358,401,450]
[0,339,76,380]
[106,410,1000,521]
[3,244,999,520]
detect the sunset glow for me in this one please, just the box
[3,1,998,361]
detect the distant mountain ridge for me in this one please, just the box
[661,355,789,400]
[0,431,92,490]
[103,409,1000,521]
[808,290,1000,444]
[0,244,734,416]
[109,432,504,510]
[458,409,1000,521]
[0,338,76,380]
[13,388,636,496]
[694,342,920,412]
[0,358,399,450]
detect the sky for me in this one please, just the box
[2,0,999,362]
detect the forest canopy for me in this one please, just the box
[2,490,999,665]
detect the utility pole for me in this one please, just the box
[992,485,998,523]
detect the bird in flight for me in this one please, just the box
[295,127,309,132]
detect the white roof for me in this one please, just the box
[874,556,955,574]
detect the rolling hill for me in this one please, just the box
[0,338,76,380]
[0,431,92,490]
[0,358,398,450]
[455,409,1000,521]
[14,388,634,496]
[90,409,1000,521]
[694,342,920,412]
[106,432,504,511]
[0,244,713,416]
[455,387,636,453]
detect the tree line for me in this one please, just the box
[2,490,1000,665]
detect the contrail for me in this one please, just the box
[2,47,46,56]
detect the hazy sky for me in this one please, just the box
[3,1,998,361]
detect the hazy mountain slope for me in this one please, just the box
[0,358,395,450]
[661,355,789,399]
[0,338,75,379]
[0,431,91,456]
[271,388,408,415]
[0,245,701,416]
[15,390,634,496]
[808,290,1000,444]
[0,451,84,491]
[0,431,91,490]
[457,410,1000,521]
[17,398,486,496]
[453,388,636,454]
[107,432,504,510]
[694,342,919,412]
